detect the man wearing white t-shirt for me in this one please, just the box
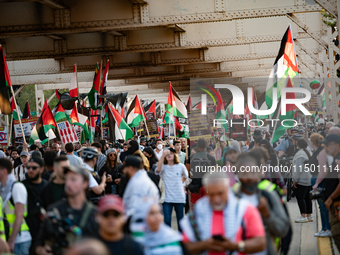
[0,158,31,254]
[81,147,106,196]
[154,139,163,160]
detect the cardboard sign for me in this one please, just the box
[146,119,159,138]
[229,118,247,141]
[309,94,323,112]
[0,127,8,145]
[188,110,211,140]
[57,121,78,144]
[178,117,190,138]
[207,105,216,126]
[13,117,39,138]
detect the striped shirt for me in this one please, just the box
[157,163,188,203]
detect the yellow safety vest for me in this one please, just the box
[4,188,29,237]
[0,197,6,240]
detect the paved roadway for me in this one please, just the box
[286,197,318,255]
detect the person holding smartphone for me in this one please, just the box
[156,148,188,231]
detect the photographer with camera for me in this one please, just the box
[35,166,99,255]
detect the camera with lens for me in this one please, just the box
[310,188,325,200]
[114,142,123,149]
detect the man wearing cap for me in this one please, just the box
[95,195,144,255]
[123,155,159,217]
[321,133,340,250]
[13,151,30,182]
[35,166,99,255]
[22,157,48,254]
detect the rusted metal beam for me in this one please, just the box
[286,13,328,49]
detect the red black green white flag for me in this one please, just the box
[108,103,133,141]
[69,64,78,98]
[167,82,187,118]
[144,100,156,119]
[88,63,102,110]
[272,78,297,143]
[22,101,31,119]
[0,45,12,115]
[265,25,299,108]
[29,100,57,145]
[126,95,144,128]
[11,98,22,121]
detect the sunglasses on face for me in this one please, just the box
[102,210,121,218]
[109,154,116,157]
[27,166,38,170]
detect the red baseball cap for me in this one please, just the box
[98,195,125,214]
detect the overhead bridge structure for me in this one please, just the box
[0,0,339,121]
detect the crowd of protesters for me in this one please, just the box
[0,117,339,254]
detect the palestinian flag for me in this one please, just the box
[193,102,202,110]
[69,64,78,98]
[68,103,79,124]
[108,103,133,141]
[166,82,187,118]
[265,25,299,108]
[22,101,31,119]
[88,63,102,110]
[250,87,262,126]
[272,78,297,143]
[120,105,125,118]
[102,105,109,124]
[53,103,67,122]
[81,119,90,144]
[126,95,144,128]
[216,89,227,133]
[29,100,57,145]
[100,60,109,105]
[89,110,96,143]
[0,45,12,115]
[11,98,22,121]
[186,94,192,111]
[227,99,233,119]
[144,100,156,119]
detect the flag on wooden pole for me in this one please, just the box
[22,101,31,119]
[0,45,12,115]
